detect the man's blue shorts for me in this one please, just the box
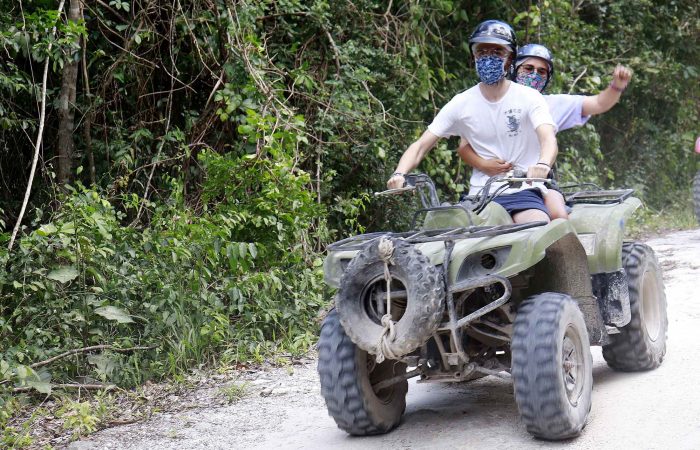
[493,189,549,217]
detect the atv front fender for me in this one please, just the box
[445,218,581,283]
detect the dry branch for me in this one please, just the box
[8,0,67,251]
[13,383,116,393]
[568,67,588,94]
[30,345,156,369]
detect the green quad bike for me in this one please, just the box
[317,172,668,440]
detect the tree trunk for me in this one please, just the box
[56,0,82,185]
[81,14,96,185]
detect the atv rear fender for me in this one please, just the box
[567,198,642,274]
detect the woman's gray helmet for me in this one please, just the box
[515,43,554,90]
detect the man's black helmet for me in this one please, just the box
[515,43,554,89]
[468,20,517,57]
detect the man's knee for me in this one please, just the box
[544,190,569,220]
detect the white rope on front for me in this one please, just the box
[375,237,400,364]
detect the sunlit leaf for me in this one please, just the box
[36,223,58,236]
[94,306,134,324]
[47,266,79,284]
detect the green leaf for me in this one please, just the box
[94,306,134,324]
[47,266,79,284]
[87,354,118,380]
[27,380,52,394]
[36,223,58,236]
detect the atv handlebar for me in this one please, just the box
[374,170,552,214]
[374,185,417,197]
[374,173,440,208]
[504,169,550,184]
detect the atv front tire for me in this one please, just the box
[602,242,668,371]
[318,310,408,435]
[511,293,593,440]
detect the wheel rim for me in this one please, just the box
[641,267,662,342]
[366,352,396,403]
[361,274,407,325]
[562,324,585,407]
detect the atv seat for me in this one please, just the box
[420,201,512,230]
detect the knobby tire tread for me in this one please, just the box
[317,310,407,436]
[602,242,668,371]
[511,293,592,440]
[336,239,444,357]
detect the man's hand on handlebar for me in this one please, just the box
[526,164,550,180]
[387,173,406,189]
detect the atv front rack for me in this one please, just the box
[327,221,546,252]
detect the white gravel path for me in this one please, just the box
[68,228,700,450]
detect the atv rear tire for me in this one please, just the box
[602,242,668,371]
[511,293,593,440]
[336,237,444,357]
[318,310,408,435]
[693,169,700,225]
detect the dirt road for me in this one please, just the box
[70,229,700,450]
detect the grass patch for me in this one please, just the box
[627,192,697,240]
[219,382,249,404]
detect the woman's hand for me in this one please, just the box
[480,158,512,176]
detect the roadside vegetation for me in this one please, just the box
[0,0,698,447]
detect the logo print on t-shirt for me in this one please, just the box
[505,108,522,137]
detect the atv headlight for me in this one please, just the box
[457,246,512,280]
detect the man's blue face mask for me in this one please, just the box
[475,55,507,85]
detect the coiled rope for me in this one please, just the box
[375,237,400,363]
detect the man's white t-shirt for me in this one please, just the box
[546,94,590,131]
[428,81,555,195]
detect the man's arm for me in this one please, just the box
[387,130,440,188]
[528,123,558,179]
[581,65,632,116]
[457,138,512,176]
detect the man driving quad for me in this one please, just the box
[387,20,558,225]
[458,43,633,219]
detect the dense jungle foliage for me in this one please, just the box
[0,0,698,416]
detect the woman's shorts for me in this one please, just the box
[493,188,549,217]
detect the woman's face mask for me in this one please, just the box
[475,55,507,85]
[516,71,547,92]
